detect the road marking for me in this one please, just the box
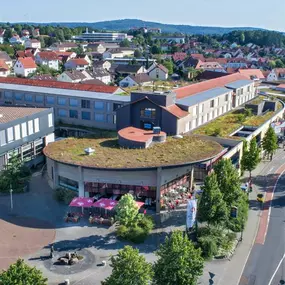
[268,167,274,173]
[268,253,285,285]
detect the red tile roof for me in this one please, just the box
[277,84,285,89]
[205,58,227,65]
[16,50,34,58]
[174,73,249,99]
[172,52,187,62]
[238,69,265,80]
[190,54,205,61]
[54,51,75,57]
[0,77,121,94]
[17,57,37,69]
[164,104,189,118]
[0,60,9,71]
[37,51,58,61]
[66,58,89,66]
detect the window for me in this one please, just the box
[69,110,78,118]
[4,91,12,99]
[7,127,14,142]
[113,114,117,124]
[0,130,6,146]
[15,93,23,100]
[58,97,66,105]
[107,114,112,123]
[192,106,197,116]
[225,94,229,101]
[21,122,27,137]
[81,99,90,109]
[14,124,21,140]
[247,86,250,92]
[24,94,33,102]
[140,108,156,119]
[59,176,78,191]
[240,88,243,95]
[34,118,40,133]
[107,102,111,112]
[113,103,122,111]
[69,98,78,107]
[82,111,91,120]
[58,109,67,117]
[35,95,43,103]
[48,113,53,127]
[94,113,105,122]
[28,120,34,135]
[210,100,214,108]
[47,96,55,104]
[94,101,104,110]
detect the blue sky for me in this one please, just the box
[1,0,285,32]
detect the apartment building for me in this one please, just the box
[117,73,255,135]
[0,106,54,170]
[0,78,129,130]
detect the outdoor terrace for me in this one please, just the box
[43,135,223,169]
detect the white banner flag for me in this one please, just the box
[186,199,197,229]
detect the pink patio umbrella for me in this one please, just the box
[92,198,118,215]
[69,197,94,213]
[136,201,145,208]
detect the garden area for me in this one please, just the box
[193,102,282,137]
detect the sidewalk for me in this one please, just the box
[198,149,285,285]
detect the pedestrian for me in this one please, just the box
[50,244,54,258]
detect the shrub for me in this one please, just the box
[198,236,218,259]
[116,225,128,239]
[53,188,77,205]
[138,215,154,233]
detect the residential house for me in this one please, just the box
[0,60,10,77]
[50,42,78,52]
[57,70,87,83]
[225,58,248,69]
[21,30,30,37]
[196,61,226,73]
[90,68,111,85]
[172,52,187,62]
[64,58,89,71]
[35,52,59,70]
[93,60,111,71]
[9,35,24,45]
[267,68,285,81]
[14,57,37,77]
[24,39,41,49]
[103,48,135,59]
[80,79,106,85]
[16,48,40,59]
[119,73,153,87]
[115,65,146,77]
[32,29,40,38]
[0,29,5,44]
[54,51,77,63]
[78,54,92,66]
[0,52,13,68]
[86,43,106,53]
[147,63,169,80]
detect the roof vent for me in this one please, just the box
[84,147,95,155]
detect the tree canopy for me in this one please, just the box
[198,173,228,226]
[115,194,139,227]
[0,259,48,285]
[102,246,153,285]
[153,231,204,285]
[262,126,278,160]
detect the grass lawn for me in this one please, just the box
[44,135,223,169]
[193,105,281,138]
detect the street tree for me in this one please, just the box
[119,39,130,47]
[134,49,142,58]
[115,194,139,227]
[102,246,153,285]
[197,173,228,226]
[262,126,278,160]
[241,138,261,178]
[153,231,204,285]
[162,59,174,75]
[0,259,48,285]
[151,45,161,54]
[214,159,241,206]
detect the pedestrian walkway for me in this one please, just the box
[199,149,285,285]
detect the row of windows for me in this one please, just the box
[58,109,116,124]
[0,118,40,146]
[3,91,123,112]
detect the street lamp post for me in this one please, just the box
[10,186,13,210]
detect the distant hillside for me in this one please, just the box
[21,19,266,35]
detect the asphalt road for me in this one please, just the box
[239,172,285,285]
